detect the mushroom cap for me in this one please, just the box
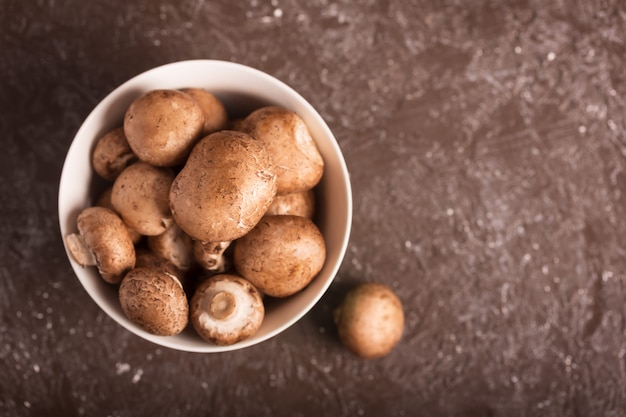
[124,89,204,167]
[334,283,405,358]
[119,267,189,336]
[169,130,277,242]
[240,106,324,195]
[68,206,136,284]
[111,161,175,236]
[233,215,326,298]
[264,189,315,219]
[95,187,142,244]
[134,247,188,290]
[92,127,137,181]
[181,88,229,135]
[146,223,195,271]
[190,274,264,345]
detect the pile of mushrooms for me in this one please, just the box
[65,88,327,345]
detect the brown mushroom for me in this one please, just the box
[169,130,277,242]
[135,247,184,281]
[334,283,405,358]
[193,240,231,273]
[124,89,204,167]
[95,187,142,244]
[65,206,136,284]
[233,215,326,298]
[181,88,229,135]
[92,127,137,181]
[264,189,315,219]
[240,106,324,195]
[111,161,175,236]
[118,266,189,336]
[147,223,195,272]
[190,274,264,345]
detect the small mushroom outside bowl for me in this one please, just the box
[58,60,352,353]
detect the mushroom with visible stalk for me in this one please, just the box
[169,130,277,243]
[95,187,142,244]
[119,266,189,336]
[92,127,137,181]
[190,274,264,345]
[147,223,195,272]
[124,89,204,167]
[265,189,315,219]
[181,88,229,136]
[240,106,324,195]
[64,206,136,284]
[233,215,326,298]
[193,240,231,273]
[111,161,175,236]
[334,283,404,359]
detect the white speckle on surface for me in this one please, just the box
[514,46,522,54]
[273,8,283,18]
[601,270,613,282]
[547,51,556,61]
[33,364,40,373]
[153,39,161,46]
[446,208,454,216]
[115,362,131,375]
[24,401,31,408]
[607,119,617,131]
[131,369,143,384]
[578,125,587,134]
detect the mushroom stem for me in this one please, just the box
[65,233,97,266]
[209,291,236,320]
[194,240,231,272]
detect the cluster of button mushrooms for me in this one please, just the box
[66,87,404,356]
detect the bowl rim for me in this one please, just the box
[57,59,353,353]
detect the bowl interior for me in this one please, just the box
[58,60,352,353]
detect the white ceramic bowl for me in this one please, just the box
[58,60,352,353]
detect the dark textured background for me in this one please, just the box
[1,0,626,416]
